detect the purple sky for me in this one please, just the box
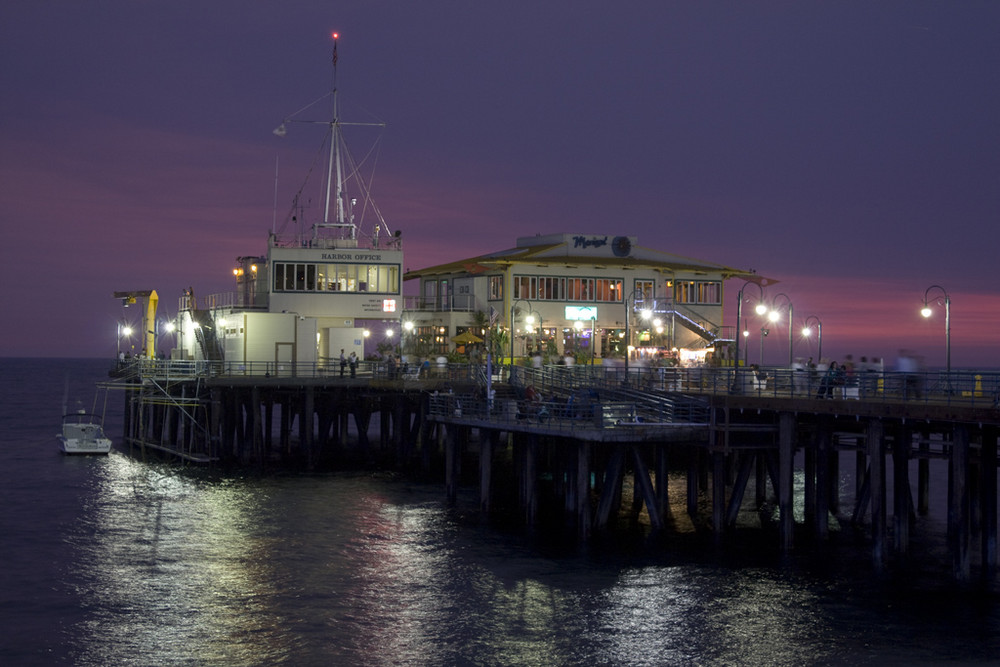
[2,2,999,367]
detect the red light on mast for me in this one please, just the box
[331,32,339,40]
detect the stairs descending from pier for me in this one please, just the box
[663,307,719,345]
[190,309,224,361]
[511,366,709,424]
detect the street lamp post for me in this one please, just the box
[510,298,531,375]
[742,323,750,368]
[118,323,133,358]
[732,281,766,390]
[402,319,414,353]
[759,325,768,365]
[768,292,794,366]
[921,284,951,376]
[591,316,597,367]
[623,289,645,381]
[802,315,822,363]
[524,310,542,357]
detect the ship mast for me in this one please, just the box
[321,33,353,239]
[273,33,387,247]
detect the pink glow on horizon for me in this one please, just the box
[3,5,999,362]
[727,275,1000,369]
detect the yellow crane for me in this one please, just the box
[113,290,159,358]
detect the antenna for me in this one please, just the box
[271,153,279,235]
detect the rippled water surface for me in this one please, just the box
[2,358,999,665]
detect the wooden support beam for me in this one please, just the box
[264,393,273,454]
[855,448,866,501]
[893,425,911,556]
[804,439,816,529]
[280,396,291,456]
[686,448,700,519]
[815,423,831,541]
[577,441,591,540]
[755,452,767,507]
[304,387,315,468]
[354,409,372,460]
[655,444,669,521]
[763,450,780,497]
[394,400,408,462]
[595,445,626,530]
[631,446,662,532]
[445,426,460,506]
[479,429,494,515]
[950,425,970,582]
[982,427,998,581]
[918,429,930,516]
[524,435,538,527]
[726,451,755,529]
[778,412,795,553]
[828,444,840,515]
[868,419,886,572]
[251,386,263,463]
[712,450,727,545]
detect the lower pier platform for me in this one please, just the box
[107,362,1000,585]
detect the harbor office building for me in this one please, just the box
[402,233,759,364]
[168,231,404,367]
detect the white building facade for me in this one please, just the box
[403,233,760,365]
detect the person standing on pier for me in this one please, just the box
[349,351,357,378]
[339,349,346,377]
[816,361,839,399]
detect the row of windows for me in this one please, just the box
[513,276,624,302]
[675,280,721,305]
[425,275,722,305]
[273,262,400,294]
[509,276,721,305]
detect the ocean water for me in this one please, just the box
[2,358,999,666]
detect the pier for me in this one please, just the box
[108,360,1000,583]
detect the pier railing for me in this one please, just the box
[110,357,485,383]
[507,364,1000,409]
[111,358,1000,408]
[427,392,707,431]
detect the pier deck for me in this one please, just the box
[107,360,1000,583]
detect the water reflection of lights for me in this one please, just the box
[72,455,286,665]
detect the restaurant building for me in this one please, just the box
[402,233,760,364]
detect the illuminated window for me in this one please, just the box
[674,280,720,304]
[271,262,400,294]
[634,280,654,302]
[489,275,503,300]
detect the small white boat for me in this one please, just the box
[58,410,112,455]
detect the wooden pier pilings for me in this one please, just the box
[118,372,1000,583]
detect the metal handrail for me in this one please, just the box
[111,357,1000,409]
[426,392,699,430]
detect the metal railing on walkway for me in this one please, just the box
[109,358,487,383]
[110,358,1000,409]
[427,392,706,432]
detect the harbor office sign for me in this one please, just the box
[269,247,402,264]
[320,252,386,262]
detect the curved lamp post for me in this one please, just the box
[402,319,415,359]
[742,324,750,367]
[801,315,822,363]
[768,292,794,366]
[623,289,646,381]
[591,315,597,367]
[524,310,543,356]
[117,322,133,357]
[921,285,951,375]
[733,281,766,375]
[510,298,531,371]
